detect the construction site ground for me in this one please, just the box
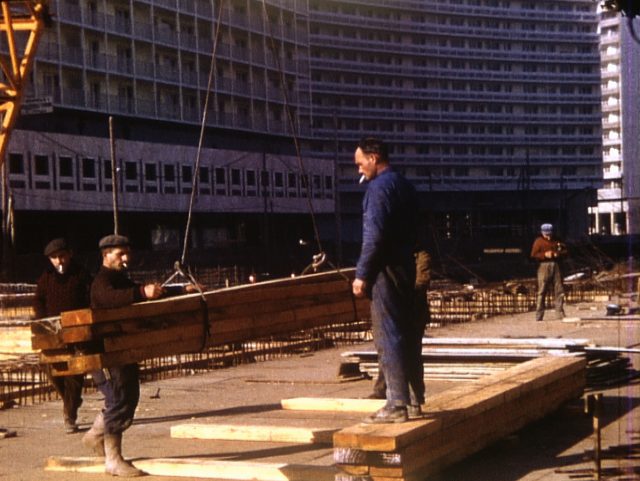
[1,298,639,481]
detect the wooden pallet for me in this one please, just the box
[31,269,369,375]
[333,355,586,481]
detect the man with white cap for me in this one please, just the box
[530,224,568,321]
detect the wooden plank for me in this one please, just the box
[48,338,204,376]
[394,374,586,478]
[45,456,338,481]
[170,423,337,444]
[34,269,368,374]
[42,301,362,372]
[281,398,386,413]
[208,300,361,345]
[103,322,204,352]
[61,310,203,344]
[30,332,64,350]
[333,356,586,452]
[59,269,356,328]
[333,362,586,479]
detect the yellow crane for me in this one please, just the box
[0,1,49,167]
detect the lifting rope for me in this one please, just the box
[170,1,345,291]
[258,2,355,326]
[161,0,227,348]
[177,0,226,272]
[259,0,335,277]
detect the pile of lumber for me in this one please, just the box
[341,337,590,382]
[333,355,586,481]
[31,269,369,376]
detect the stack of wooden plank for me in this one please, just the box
[333,355,586,481]
[31,269,369,376]
[340,337,590,382]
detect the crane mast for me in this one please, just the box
[0,1,48,167]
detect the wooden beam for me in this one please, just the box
[45,456,338,481]
[170,423,337,444]
[333,356,586,452]
[35,269,370,375]
[281,398,385,413]
[332,356,586,480]
[59,270,356,328]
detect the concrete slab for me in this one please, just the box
[1,300,639,481]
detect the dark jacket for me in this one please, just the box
[34,261,91,318]
[356,168,417,284]
[90,266,145,309]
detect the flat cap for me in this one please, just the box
[44,238,69,257]
[540,223,553,233]
[98,234,130,249]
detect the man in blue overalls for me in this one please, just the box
[352,137,420,424]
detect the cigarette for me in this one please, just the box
[359,175,366,184]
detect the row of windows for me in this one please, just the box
[7,153,334,200]
[313,0,592,15]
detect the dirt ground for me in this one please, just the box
[1,299,639,481]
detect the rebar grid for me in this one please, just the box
[0,271,623,410]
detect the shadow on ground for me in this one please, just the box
[431,394,640,481]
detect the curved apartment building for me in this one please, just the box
[589,8,640,236]
[306,0,602,253]
[3,0,603,272]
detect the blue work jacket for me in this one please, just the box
[355,168,418,286]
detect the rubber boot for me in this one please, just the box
[104,433,145,477]
[82,412,105,456]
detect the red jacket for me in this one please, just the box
[530,235,567,262]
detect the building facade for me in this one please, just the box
[590,10,640,235]
[305,0,602,263]
[2,0,604,276]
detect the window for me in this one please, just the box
[34,155,49,175]
[59,156,73,177]
[145,163,157,181]
[199,167,210,194]
[181,165,192,182]
[83,158,96,178]
[125,161,137,180]
[164,164,175,182]
[231,168,242,195]
[288,172,297,197]
[8,153,24,174]
[274,172,284,188]
[260,170,270,187]
[215,167,226,184]
[231,168,241,185]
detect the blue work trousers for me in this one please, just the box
[371,266,416,407]
[91,363,140,435]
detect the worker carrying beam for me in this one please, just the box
[82,234,198,477]
[34,238,91,434]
